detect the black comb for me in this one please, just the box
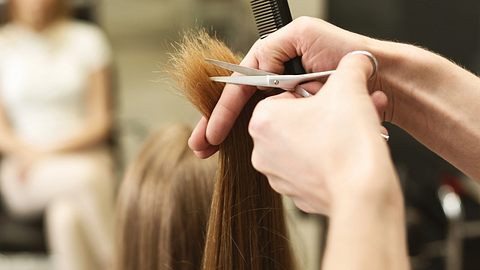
[250,0,306,75]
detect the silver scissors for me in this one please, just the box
[207,51,379,98]
[206,54,389,141]
[206,58,334,97]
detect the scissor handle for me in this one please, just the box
[268,70,335,90]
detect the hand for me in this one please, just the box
[15,148,43,183]
[248,53,402,215]
[189,16,388,158]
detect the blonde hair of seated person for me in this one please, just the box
[115,124,216,270]
[168,30,295,270]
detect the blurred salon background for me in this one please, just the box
[0,0,479,270]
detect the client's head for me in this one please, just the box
[115,123,216,270]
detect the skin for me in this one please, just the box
[189,16,480,269]
[190,16,480,182]
[11,0,59,31]
[0,0,112,181]
[190,17,388,158]
[249,54,408,270]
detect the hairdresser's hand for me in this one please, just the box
[249,53,402,215]
[189,16,387,158]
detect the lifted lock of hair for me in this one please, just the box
[168,29,295,270]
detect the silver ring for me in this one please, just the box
[349,50,378,79]
[294,86,312,97]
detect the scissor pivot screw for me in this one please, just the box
[273,80,279,85]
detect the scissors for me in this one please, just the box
[206,54,389,141]
[207,51,378,98]
[206,58,333,97]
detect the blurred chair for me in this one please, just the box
[439,183,463,270]
[0,198,47,253]
[408,175,480,270]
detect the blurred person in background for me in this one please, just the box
[115,124,216,270]
[0,0,115,269]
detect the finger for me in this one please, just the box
[291,197,319,214]
[254,17,352,74]
[266,176,296,197]
[263,91,297,101]
[322,52,374,95]
[193,145,219,159]
[370,90,389,120]
[379,126,389,140]
[206,43,261,145]
[189,116,211,151]
[207,85,257,145]
[254,24,304,74]
[189,117,220,158]
[299,81,324,95]
[207,17,321,145]
[18,163,30,184]
[18,169,26,183]
[369,91,390,139]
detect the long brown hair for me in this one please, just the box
[169,30,295,270]
[115,124,216,270]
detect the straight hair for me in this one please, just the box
[169,29,295,270]
[115,124,216,270]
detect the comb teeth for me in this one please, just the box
[250,0,305,75]
[250,0,283,37]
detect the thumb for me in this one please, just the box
[322,51,375,95]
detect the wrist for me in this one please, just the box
[324,183,408,270]
[366,39,445,127]
[331,186,405,234]
[366,38,480,179]
[324,162,408,269]
[327,172,407,270]
[330,158,403,217]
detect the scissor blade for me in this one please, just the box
[205,58,274,76]
[210,75,270,87]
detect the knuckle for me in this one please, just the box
[253,38,266,56]
[292,200,315,214]
[255,45,272,68]
[268,179,287,195]
[339,53,372,78]
[294,16,312,26]
[254,40,285,74]
[248,101,274,137]
[294,16,315,35]
[250,148,264,172]
[246,39,263,62]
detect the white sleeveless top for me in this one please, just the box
[0,20,111,146]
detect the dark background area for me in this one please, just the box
[329,0,480,269]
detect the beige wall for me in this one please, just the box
[290,0,326,19]
[99,0,202,162]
